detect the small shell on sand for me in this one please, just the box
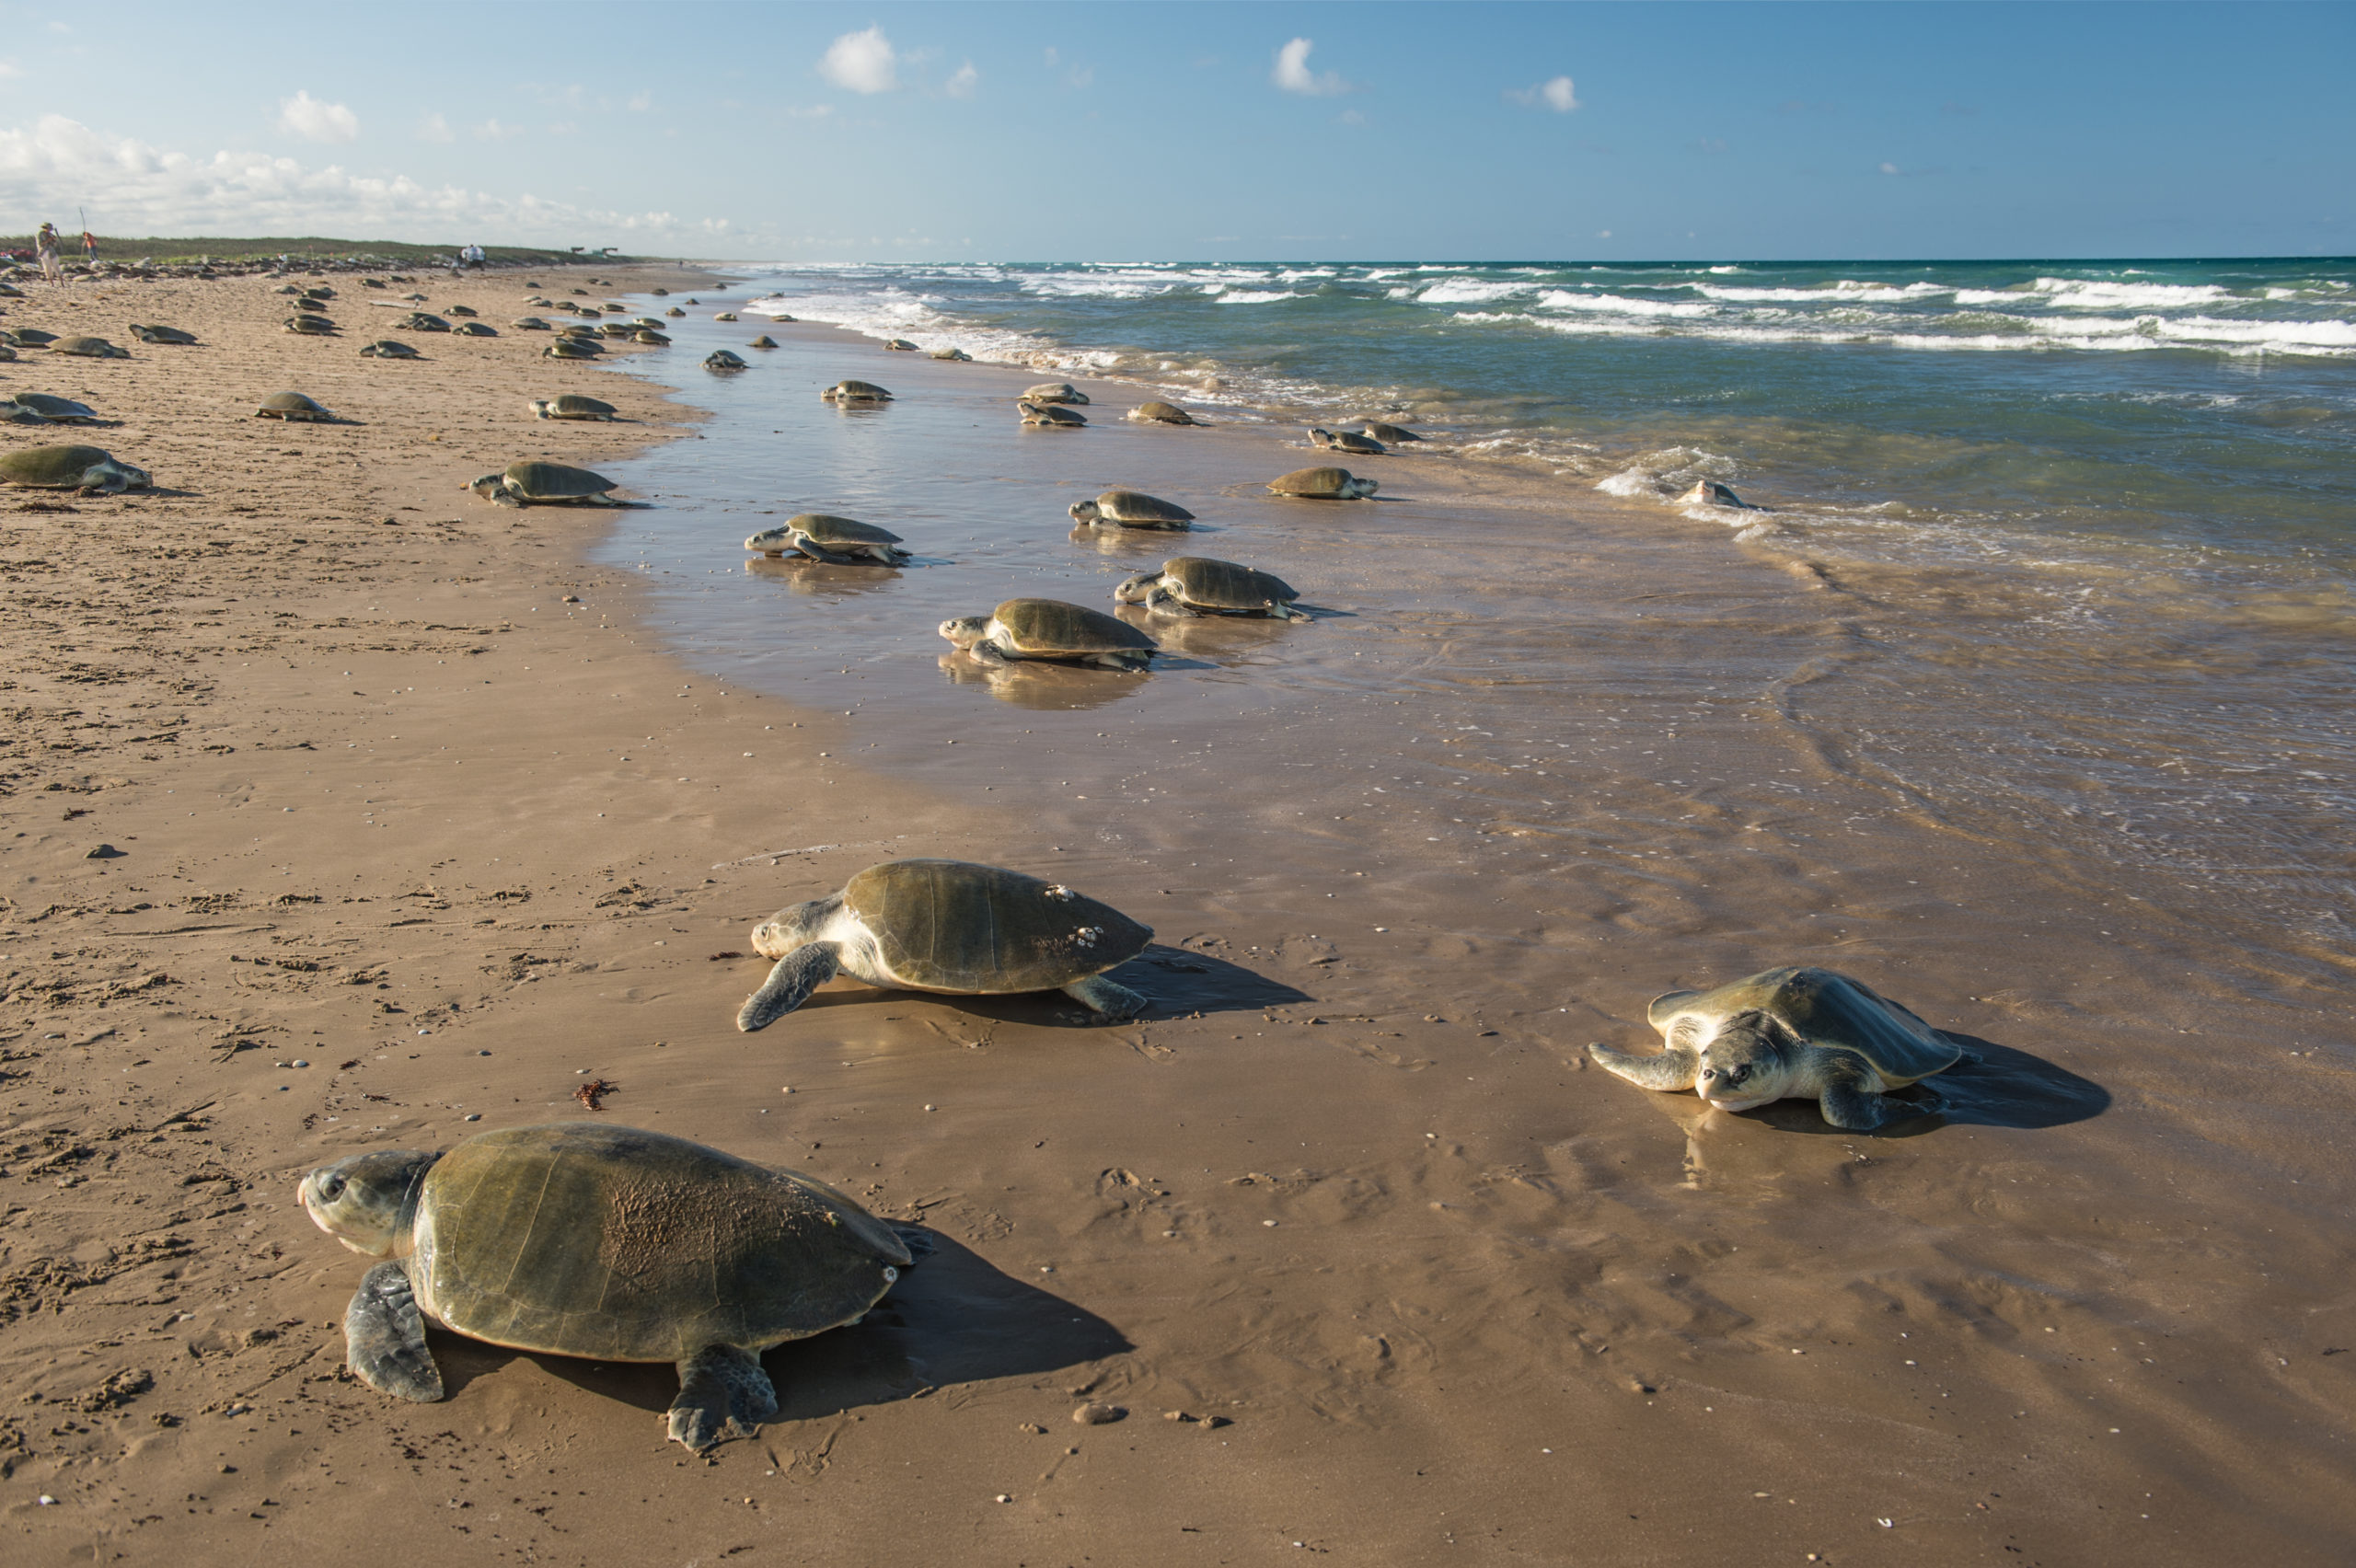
[1072,1401,1126,1425]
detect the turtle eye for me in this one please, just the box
[318,1174,346,1201]
[1700,1067,1717,1080]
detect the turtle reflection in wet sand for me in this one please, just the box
[302,1122,918,1451]
[736,859,1152,1030]
[1588,965,1966,1130]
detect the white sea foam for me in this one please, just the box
[1417,279,1530,304]
[1695,281,1951,303]
[1215,289,1302,305]
[1532,291,1715,318]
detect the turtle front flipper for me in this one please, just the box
[1588,1041,1701,1091]
[1818,1054,1908,1130]
[737,944,841,1032]
[1062,973,1147,1020]
[345,1260,444,1402]
[669,1344,778,1451]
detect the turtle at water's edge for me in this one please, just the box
[737,859,1153,1029]
[1267,466,1378,500]
[528,394,618,421]
[301,1122,918,1451]
[745,514,908,565]
[1588,965,1966,1130]
[1127,400,1199,425]
[1068,490,1193,529]
[1115,557,1307,621]
[941,598,1156,670]
[467,462,624,507]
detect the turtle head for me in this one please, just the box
[751,894,840,959]
[1342,476,1380,500]
[1696,1009,1796,1113]
[1068,498,1103,525]
[744,525,793,555]
[301,1148,441,1257]
[1112,571,1159,605]
[939,615,990,651]
[466,473,505,496]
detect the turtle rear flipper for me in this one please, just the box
[888,1225,936,1266]
[345,1260,444,1401]
[737,944,841,1032]
[669,1343,778,1451]
[1063,974,1147,1020]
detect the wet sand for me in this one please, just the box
[2,271,2350,1565]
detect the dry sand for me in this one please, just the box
[1,267,2350,1566]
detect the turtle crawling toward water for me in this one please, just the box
[883,338,918,352]
[942,598,1156,670]
[749,335,779,350]
[1127,400,1199,426]
[0,444,152,494]
[930,346,971,361]
[745,513,908,565]
[1068,490,1193,530]
[1023,382,1088,405]
[359,339,422,359]
[545,338,601,360]
[468,461,625,507]
[737,859,1153,1030]
[1310,427,1384,455]
[128,324,198,345]
[822,379,893,403]
[1354,420,1420,444]
[2,393,102,425]
[1267,466,1378,500]
[255,392,336,422]
[49,336,131,360]
[301,1121,917,1451]
[1116,557,1308,621]
[1019,399,1086,428]
[1588,965,1965,1130]
[1680,479,1767,511]
[705,349,748,372]
[285,314,338,336]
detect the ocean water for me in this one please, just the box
[596,258,2355,970]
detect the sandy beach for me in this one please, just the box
[3,262,2350,1568]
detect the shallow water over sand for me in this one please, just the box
[572,306,2356,1557]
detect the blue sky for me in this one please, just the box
[1,2,2349,260]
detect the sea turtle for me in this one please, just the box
[1267,466,1378,500]
[876,337,915,352]
[2,393,101,425]
[1068,490,1194,530]
[1310,427,1384,455]
[635,330,672,345]
[529,394,619,421]
[715,311,739,323]
[768,311,797,323]
[1127,401,1199,426]
[5,329,58,349]
[302,285,337,300]
[1023,382,1088,405]
[128,324,198,345]
[1680,479,1766,511]
[0,344,15,363]
[736,859,1153,1030]
[398,312,452,332]
[745,514,909,565]
[545,338,602,360]
[284,314,338,336]
[300,1120,917,1451]
[273,283,304,296]
[1019,400,1086,428]
[930,347,971,362]
[1353,420,1420,444]
[454,321,499,337]
[445,304,479,317]
[513,317,552,330]
[557,325,598,340]
[706,349,748,372]
[1587,965,1965,1131]
[525,296,556,307]
[941,597,1158,671]
[664,306,687,317]
[1115,557,1307,621]
[650,287,670,296]
[748,335,779,350]
[360,339,422,359]
[597,323,637,339]
[630,317,665,331]
[255,391,335,422]
[467,461,624,507]
[0,444,152,494]
[50,336,130,359]
[822,380,892,403]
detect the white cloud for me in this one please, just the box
[627,91,653,112]
[278,90,359,144]
[1272,38,1349,97]
[822,25,898,94]
[0,113,692,245]
[1879,161,1900,175]
[0,59,22,81]
[418,113,455,144]
[471,119,526,141]
[1508,75,1578,112]
[945,61,978,98]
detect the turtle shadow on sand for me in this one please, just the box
[429,1230,1130,1424]
[1723,1030,2109,1138]
[745,556,907,598]
[784,944,1308,1030]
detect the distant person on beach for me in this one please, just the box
[34,223,62,282]
[464,243,485,270]
[80,229,96,264]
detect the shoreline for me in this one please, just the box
[3,263,2351,1566]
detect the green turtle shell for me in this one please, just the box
[1267,466,1372,499]
[993,597,1157,656]
[410,1122,910,1363]
[503,461,617,501]
[256,392,332,421]
[542,394,617,419]
[546,340,601,358]
[1159,557,1299,610]
[790,513,903,548]
[5,329,58,348]
[1647,966,1960,1084]
[825,380,892,401]
[846,859,1152,994]
[1129,401,1197,425]
[361,339,420,358]
[49,336,127,358]
[1357,421,1420,443]
[0,444,117,488]
[9,394,98,421]
[1091,490,1194,526]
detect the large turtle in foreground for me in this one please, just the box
[301,1121,916,1451]
[1588,965,1966,1130]
[467,461,624,506]
[1115,557,1307,621]
[941,597,1158,670]
[737,859,1153,1030]
[0,444,151,493]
